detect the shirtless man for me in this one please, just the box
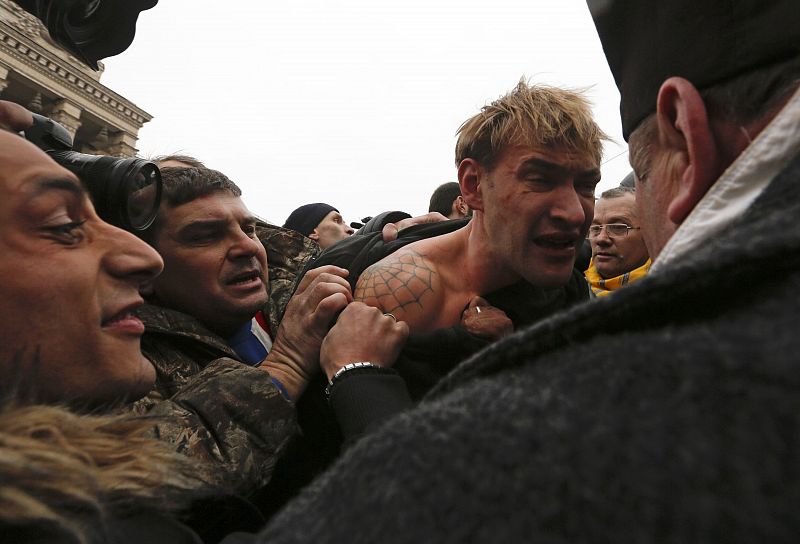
[355,81,607,339]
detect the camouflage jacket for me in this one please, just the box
[135,223,318,404]
[130,223,319,494]
[257,222,320,333]
[138,357,297,496]
[129,305,297,495]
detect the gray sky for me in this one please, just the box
[101,0,630,225]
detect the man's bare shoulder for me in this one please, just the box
[354,244,441,328]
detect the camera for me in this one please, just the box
[24,113,162,232]
[12,0,158,70]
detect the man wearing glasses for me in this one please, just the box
[585,185,650,296]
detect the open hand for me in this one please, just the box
[381,212,447,242]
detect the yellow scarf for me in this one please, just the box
[585,258,651,297]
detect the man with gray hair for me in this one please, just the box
[584,183,650,296]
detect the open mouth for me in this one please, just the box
[534,236,577,250]
[102,303,145,335]
[227,270,261,286]
[102,301,143,326]
[103,311,135,326]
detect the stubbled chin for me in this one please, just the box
[595,261,620,277]
[228,295,269,323]
[524,265,574,289]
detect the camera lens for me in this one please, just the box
[122,161,161,230]
[13,0,158,70]
[47,151,162,231]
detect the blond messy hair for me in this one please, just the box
[0,403,209,543]
[455,79,609,170]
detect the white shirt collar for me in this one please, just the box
[652,86,800,273]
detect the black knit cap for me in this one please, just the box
[283,203,338,237]
[588,0,800,140]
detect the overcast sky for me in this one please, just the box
[101,0,630,225]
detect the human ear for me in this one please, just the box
[449,198,460,218]
[449,196,464,217]
[458,159,484,212]
[308,229,320,241]
[457,196,470,216]
[656,77,722,224]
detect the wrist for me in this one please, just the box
[322,357,390,381]
[260,351,312,400]
[325,362,385,398]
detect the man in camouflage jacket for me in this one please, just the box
[130,166,353,495]
[135,223,319,404]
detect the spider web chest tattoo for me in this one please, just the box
[355,250,437,314]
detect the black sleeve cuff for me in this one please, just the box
[328,370,413,447]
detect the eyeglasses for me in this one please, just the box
[587,223,641,239]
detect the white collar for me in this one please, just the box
[652,86,800,273]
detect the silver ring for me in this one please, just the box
[475,306,482,314]
[384,312,397,322]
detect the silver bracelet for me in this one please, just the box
[325,362,379,397]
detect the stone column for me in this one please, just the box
[0,63,9,96]
[90,126,109,149]
[49,99,82,138]
[106,130,138,158]
[27,92,43,113]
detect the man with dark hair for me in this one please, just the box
[584,184,650,296]
[151,153,207,169]
[428,181,470,219]
[134,167,407,494]
[255,1,800,541]
[283,202,354,250]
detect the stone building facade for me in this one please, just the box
[0,0,151,156]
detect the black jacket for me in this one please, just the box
[255,151,800,542]
[272,220,589,502]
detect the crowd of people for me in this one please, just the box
[1,0,798,542]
